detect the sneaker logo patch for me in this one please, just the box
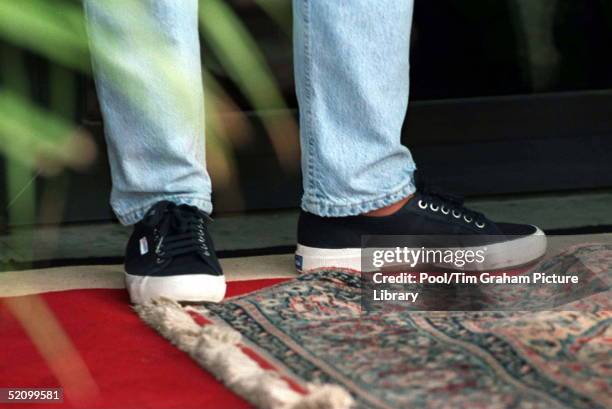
[139,237,149,255]
[295,254,303,271]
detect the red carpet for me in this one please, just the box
[0,279,288,409]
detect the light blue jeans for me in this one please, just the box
[85,0,416,225]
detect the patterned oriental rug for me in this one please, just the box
[137,244,611,409]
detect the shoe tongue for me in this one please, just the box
[176,203,211,221]
[176,203,196,213]
[145,200,171,216]
[168,208,195,234]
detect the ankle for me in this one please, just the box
[363,194,413,217]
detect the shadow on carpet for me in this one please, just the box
[137,244,611,409]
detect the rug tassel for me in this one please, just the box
[135,299,354,409]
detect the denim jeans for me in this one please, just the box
[85,0,416,225]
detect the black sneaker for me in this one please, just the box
[124,201,225,304]
[295,190,546,273]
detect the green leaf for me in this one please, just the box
[0,0,90,71]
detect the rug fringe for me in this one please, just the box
[135,299,354,409]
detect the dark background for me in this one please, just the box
[1,0,612,226]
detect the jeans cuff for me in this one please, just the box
[301,176,416,217]
[113,195,213,225]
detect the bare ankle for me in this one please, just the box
[363,194,413,217]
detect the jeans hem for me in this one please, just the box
[301,177,416,217]
[113,195,213,225]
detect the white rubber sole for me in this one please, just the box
[125,272,226,304]
[295,227,547,273]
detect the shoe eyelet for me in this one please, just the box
[464,215,473,223]
[452,210,462,218]
[156,257,164,264]
[441,206,450,215]
[418,200,428,209]
[429,204,439,212]
[475,221,486,228]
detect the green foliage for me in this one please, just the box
[0,0,293,227]
[0,0,90,72]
